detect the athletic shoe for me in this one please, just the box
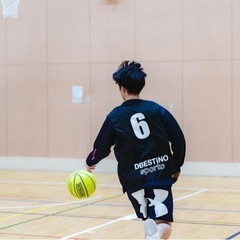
[144,219,163,240]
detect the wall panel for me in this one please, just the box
[136,0,182,61]
[0,20,5,64]
[233,61,240,162]
[142,62,183,125]
[183,0,231,60]
[233,0,240,59]
[6,0,47,64]
[183,61,232,162]
[48,0,90,64]
[0,66,7,155]
[90,0,135,62]
[7,65,48,156]
[48,64,91,158]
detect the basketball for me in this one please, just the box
[67,170,96,199]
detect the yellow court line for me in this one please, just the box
[0,205,50,221]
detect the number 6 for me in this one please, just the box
[130,113,150,139]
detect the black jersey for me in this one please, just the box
[86,99,186,192]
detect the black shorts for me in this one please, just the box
[126,185,173,222]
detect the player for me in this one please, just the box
[85,60,186,239]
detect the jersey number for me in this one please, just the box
[130,113,150,139]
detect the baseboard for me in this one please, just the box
[0,157,239,177]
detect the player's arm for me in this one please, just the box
[86,117,115,170]
[160,107,186,174]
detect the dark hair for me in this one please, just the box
[112,60,147,94]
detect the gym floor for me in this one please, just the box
[0,170,239,239]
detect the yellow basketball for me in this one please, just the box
[67,170,96,199]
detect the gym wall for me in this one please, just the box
[0,0,240,174]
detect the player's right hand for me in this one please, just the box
[172,172,180,179]
[85,163,96,172]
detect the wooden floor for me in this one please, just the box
[0,170,239,239]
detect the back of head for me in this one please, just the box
[112,61,147,95]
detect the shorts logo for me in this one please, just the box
[131,189,168,218]
[147,189,168,217]
[131,189,148,218]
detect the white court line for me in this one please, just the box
[59,189,207,240]
[0,180,65,185]
[173,189,207,201]
[60,213,137,240]
[0,179,121,189]
[176,186,240,193]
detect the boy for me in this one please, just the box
[86,61,186,239]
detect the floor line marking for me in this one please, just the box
[173,189,207,202]
[226,231,240,240]
[0,205,52,221]
[0,195,102,210]
[59,189,206,240]
[0,180,65,185]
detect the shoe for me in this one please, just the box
[144,219,162,240]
